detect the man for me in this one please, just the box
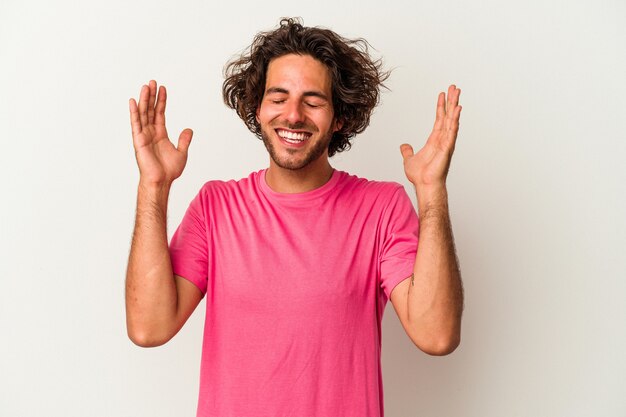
[126,18,463,417]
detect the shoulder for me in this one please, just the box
[335,171,414,219]
[337,170,406,200]
[186,170,262,213]
[196,170,262,197]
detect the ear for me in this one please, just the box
[333,118,344,132]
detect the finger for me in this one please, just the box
[129,98,142,137]
[446,85,458,114]
[399,143,414,161]
[433,92,445,131]
[453,105,462,131]
[137,85,149,128]
[147,80,157,125]
[446,105,462,151]
[154,85,167,126]
[177,128,193,156]
[444,86,460,132]
[451,87,461,107]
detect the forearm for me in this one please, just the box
[407,187,464,354]
[125,181,178,346]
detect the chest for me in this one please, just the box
[207,197,383,315]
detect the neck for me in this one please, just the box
[265,159,334,194]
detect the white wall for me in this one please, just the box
[1,0,624,416]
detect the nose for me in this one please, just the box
[284,99,305,125]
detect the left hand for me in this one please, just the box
[400,85,462,191]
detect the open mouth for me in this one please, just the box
[276,128,312,144]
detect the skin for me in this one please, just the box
[126,55,464,354]
[390,85,464,355]
[257,54,342,193]
[126,81,201,347]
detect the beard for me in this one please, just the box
[260,125,333,171]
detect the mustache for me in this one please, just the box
[273,121,317,132]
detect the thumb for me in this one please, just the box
[400,144,414,161]
[177,128,193,155]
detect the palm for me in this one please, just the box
[401,85,462,189]
[129,80,193,185]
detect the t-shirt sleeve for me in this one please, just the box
[169,188,209,295]
[379,185,420,300]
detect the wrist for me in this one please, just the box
[414,185,448,209]
[138,178,172,193]
[137,180,172,208]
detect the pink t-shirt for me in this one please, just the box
[169,168,419,417]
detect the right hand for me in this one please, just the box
[129,80,193,186]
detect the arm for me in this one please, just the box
[390,85,464,355]
[125,80,202,347]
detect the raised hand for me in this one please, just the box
[129,80,193,186]
[400,85,462,193]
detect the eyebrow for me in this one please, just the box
[265,87,329,101]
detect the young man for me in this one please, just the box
[126,18,463,417]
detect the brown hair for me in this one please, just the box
[222,17,389,157]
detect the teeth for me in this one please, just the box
[277,129,310,141]
[283,137,303,144]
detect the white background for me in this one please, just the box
[1,0,625,416]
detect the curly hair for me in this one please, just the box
[222,17,389,157]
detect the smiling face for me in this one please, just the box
[257,54,341,171]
